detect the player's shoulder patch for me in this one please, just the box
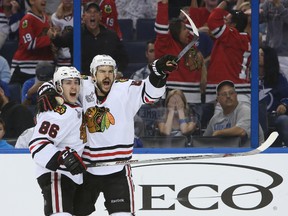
[81,75,89,80]
[115,78,129,83]
[53,104,67,115]
[22,20,28,29]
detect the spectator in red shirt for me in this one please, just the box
[154,0,207,105]
[189,0,218,29]
[10,0,54,85]
[205,0,251,105]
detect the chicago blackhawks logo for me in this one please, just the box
[84,106,115,133]
[22,20,28,28]
[104,5,112,14]
[185,47,204,71]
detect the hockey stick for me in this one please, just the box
[171,10,199,64]
[86,131,278,168]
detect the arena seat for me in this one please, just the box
[140,135,188,148]
[188,102,215,135]
[27,105,37,117]
[8,83,22,104]
[118,19,134,41]
[6,138,17,147]
[197,32,214,58]
[190,136,242,148]
[122,62,146,79]
[136,18,156,41]
[259,100,269,139]
[123,41,147,63]
[0,40,18,67]
[137,104,164,137]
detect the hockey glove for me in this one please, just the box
[149,55,178,78]
[37,83,64,113]
[59,147,87,175]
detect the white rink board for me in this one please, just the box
[0,153,288,216]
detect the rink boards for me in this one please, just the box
[0,148,288,216]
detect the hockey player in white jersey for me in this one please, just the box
[29,66,86,216]
[37,54,178,216]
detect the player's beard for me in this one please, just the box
[96,79,112,96]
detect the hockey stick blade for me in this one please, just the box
[86,132,278,168]
[173,10,199,64]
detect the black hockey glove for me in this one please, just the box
[149,55,178,78]
[58,147,87,175]
[37,83,64,113]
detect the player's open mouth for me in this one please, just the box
[103,80,110,86]
[70,93,77,97]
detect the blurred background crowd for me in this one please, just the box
[0,0,287,149]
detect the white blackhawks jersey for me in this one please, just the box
[29,103,84,184]
[79,76,165,175]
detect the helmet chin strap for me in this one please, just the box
[56,84,64,95]
[56,85,68,102]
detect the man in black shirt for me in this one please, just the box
[49,2,128,75]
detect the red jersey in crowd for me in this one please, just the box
[154,2,204,103]
[189,7,210,28]
[11,11,53,75]
[206,8,251,102]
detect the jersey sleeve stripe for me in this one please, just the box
[83,149,133,158]
[154,22,169,34]
[85,143,134,151]
[211,24,226,38]
[29,138,54,158]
